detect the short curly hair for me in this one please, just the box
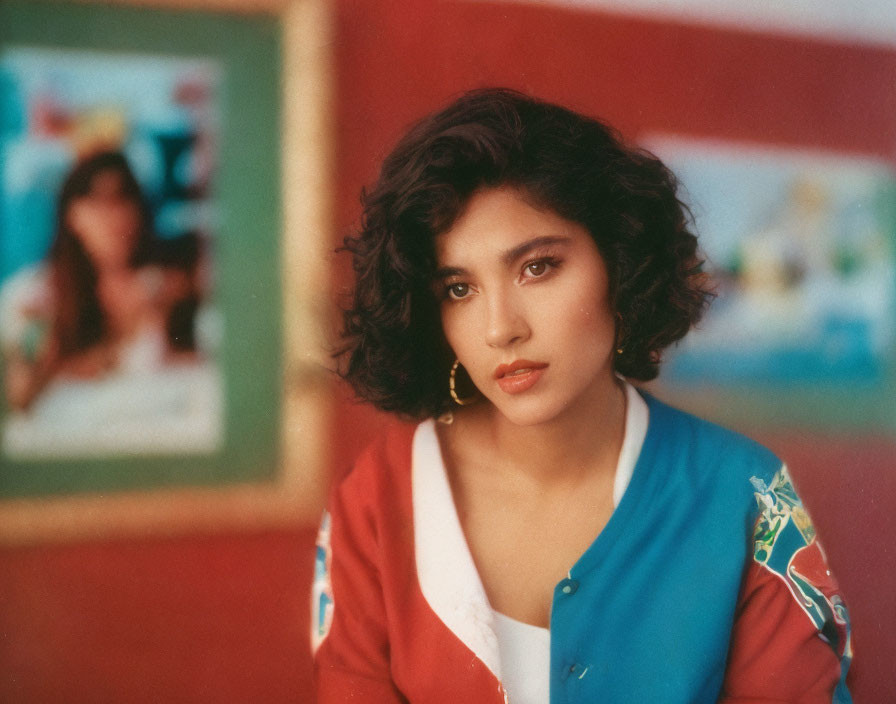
[338,88,713,419]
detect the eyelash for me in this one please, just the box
[444,282,471,300]
[521,256,561,280]
[442,256,562,301]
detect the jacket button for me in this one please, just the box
[559,578,579,595]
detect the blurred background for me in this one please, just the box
[2,0,895,702]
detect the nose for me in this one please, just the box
[485,289,530,348]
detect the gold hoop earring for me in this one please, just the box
[615,312,625,355]
[449,359,478,406]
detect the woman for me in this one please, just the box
[1,150,200,412]
[313,89,852,703]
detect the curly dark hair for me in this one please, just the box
[338,88,713,419]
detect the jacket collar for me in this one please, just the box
[411,383,648,678]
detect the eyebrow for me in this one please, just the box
[500,235,571,266]
[434,235,572,279]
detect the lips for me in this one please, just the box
[494,360,548,394]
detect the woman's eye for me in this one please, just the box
[523,259,554,278]
[447,283,470,299]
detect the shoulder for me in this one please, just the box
[633,390,784,529]
[640,390,781,485]
[0,264,50,306]
[329,418,421,513]
[0,264,52,347]
[347,419,419,478]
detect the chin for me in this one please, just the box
[488,394,570,427]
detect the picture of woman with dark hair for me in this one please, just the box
[311,89,852,703]
[1,150,218,456]
[4,151,189,409]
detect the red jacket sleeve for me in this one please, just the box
[311,463,407,703]
[720,466,852,703]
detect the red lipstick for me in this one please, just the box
[494,360,548,395]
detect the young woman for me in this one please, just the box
[312,89,852,703]
[1,151,200,411]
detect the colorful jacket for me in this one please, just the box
[312,392,852,703]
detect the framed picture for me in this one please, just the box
[1,46,227,460]
[645,135,896,434]
[0,0,334,541]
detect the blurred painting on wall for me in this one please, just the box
[646,137,896,392]
[0,47,224,459]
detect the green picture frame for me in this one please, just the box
[0,0,283,499]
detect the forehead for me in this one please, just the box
[92,169,125,189]
[77,168,129,198]
[435,186,589,264]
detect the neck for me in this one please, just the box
[472,373,627,488]
[96,263,133,279]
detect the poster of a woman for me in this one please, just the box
[0,48,223,458]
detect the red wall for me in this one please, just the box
[2,1,895,702]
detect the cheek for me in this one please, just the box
[118,204,140,233]
[439,304,469,358]
[576,296,614,331]
[548,281,615,355]
[67,203,90,237]
[68,208,109,258]
[439,303,493,389]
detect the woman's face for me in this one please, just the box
[435,187,618,427]
[67,169,141,270]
